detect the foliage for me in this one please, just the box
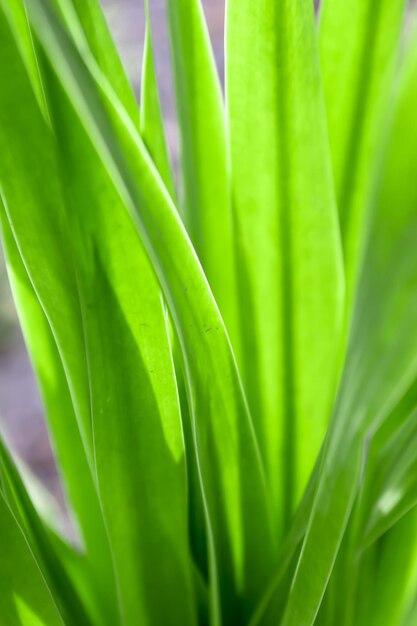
[0,0,416,624]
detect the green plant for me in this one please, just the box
[0,0,416,623]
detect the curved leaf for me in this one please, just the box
[0,207,119,626]
[55,0,139,126]
[0,492,63,626]
[0,438,91,625]
[0,6,93,466]
[166,0,238,345]
[1,6,198,624]
[271,29,417,626]
[140,0,175,197]
[26,0,276,620]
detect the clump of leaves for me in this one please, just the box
[0,0,416,624]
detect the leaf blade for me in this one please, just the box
[273,28,417,626]
[166,0,238,348]
[0,204,119,626]
[26,0,277,619]
[226,0,344,529]
[140,0,175,197]
[0,492,63,626]
[319,0,406,301]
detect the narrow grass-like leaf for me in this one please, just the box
[1,7,198,624]
[261,29,417,626]
[324,501,417,626]
[249,462,322,626]
[315,503,417,626]
[0,7,93,465]
[0,7,119,620]
[314,379,417,626]
[0,437,92,625]
[140,0,175,197]
[139,3,207,611]
[139,12,207,598]
[0,0,47,114]
[0,492,63,626]
[166,0,238,342]
[44,71,197,625]
[26,0,276,620]
[226,0,344,528]
[360,408,417,549]
[54,0,139,127]
[319,0,406,301]
[0,207,119,626]
[315,378,417,626]
[354,509,417,626]
[349,30,417,552]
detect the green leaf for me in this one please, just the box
[0,205,119,626]
[314,376,417,626]
[165,0,238,345]
[354,509,417,626]
[140,0,175,197]
[249,462,321,626]
[1,7,198,625]
[313,375,417,626]
[46,85,197,625]
[0,0,47,114]
[0,492,63,626]
[360,405,417,549]
[0,438,91,625]
[319,0,406,301]
[0,5,93,466]
[260,27,417,626]
[54,0,139,127]
[354,27,417,553]
[226,0,344,529]
[26,0,276,620]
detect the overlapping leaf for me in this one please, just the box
[0,4,197,625]
[0,491,63,626]
[226,0,344,531]
[54,0,139,126]
[0,208,119,626]
[319,0,406,302]
[257,22,417,626]
[166,0,238,343]
[0,6,93,466]
[354,509,417,626]
[0,437,92,625]
[140,0,175,197]
[25,1,276,622]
